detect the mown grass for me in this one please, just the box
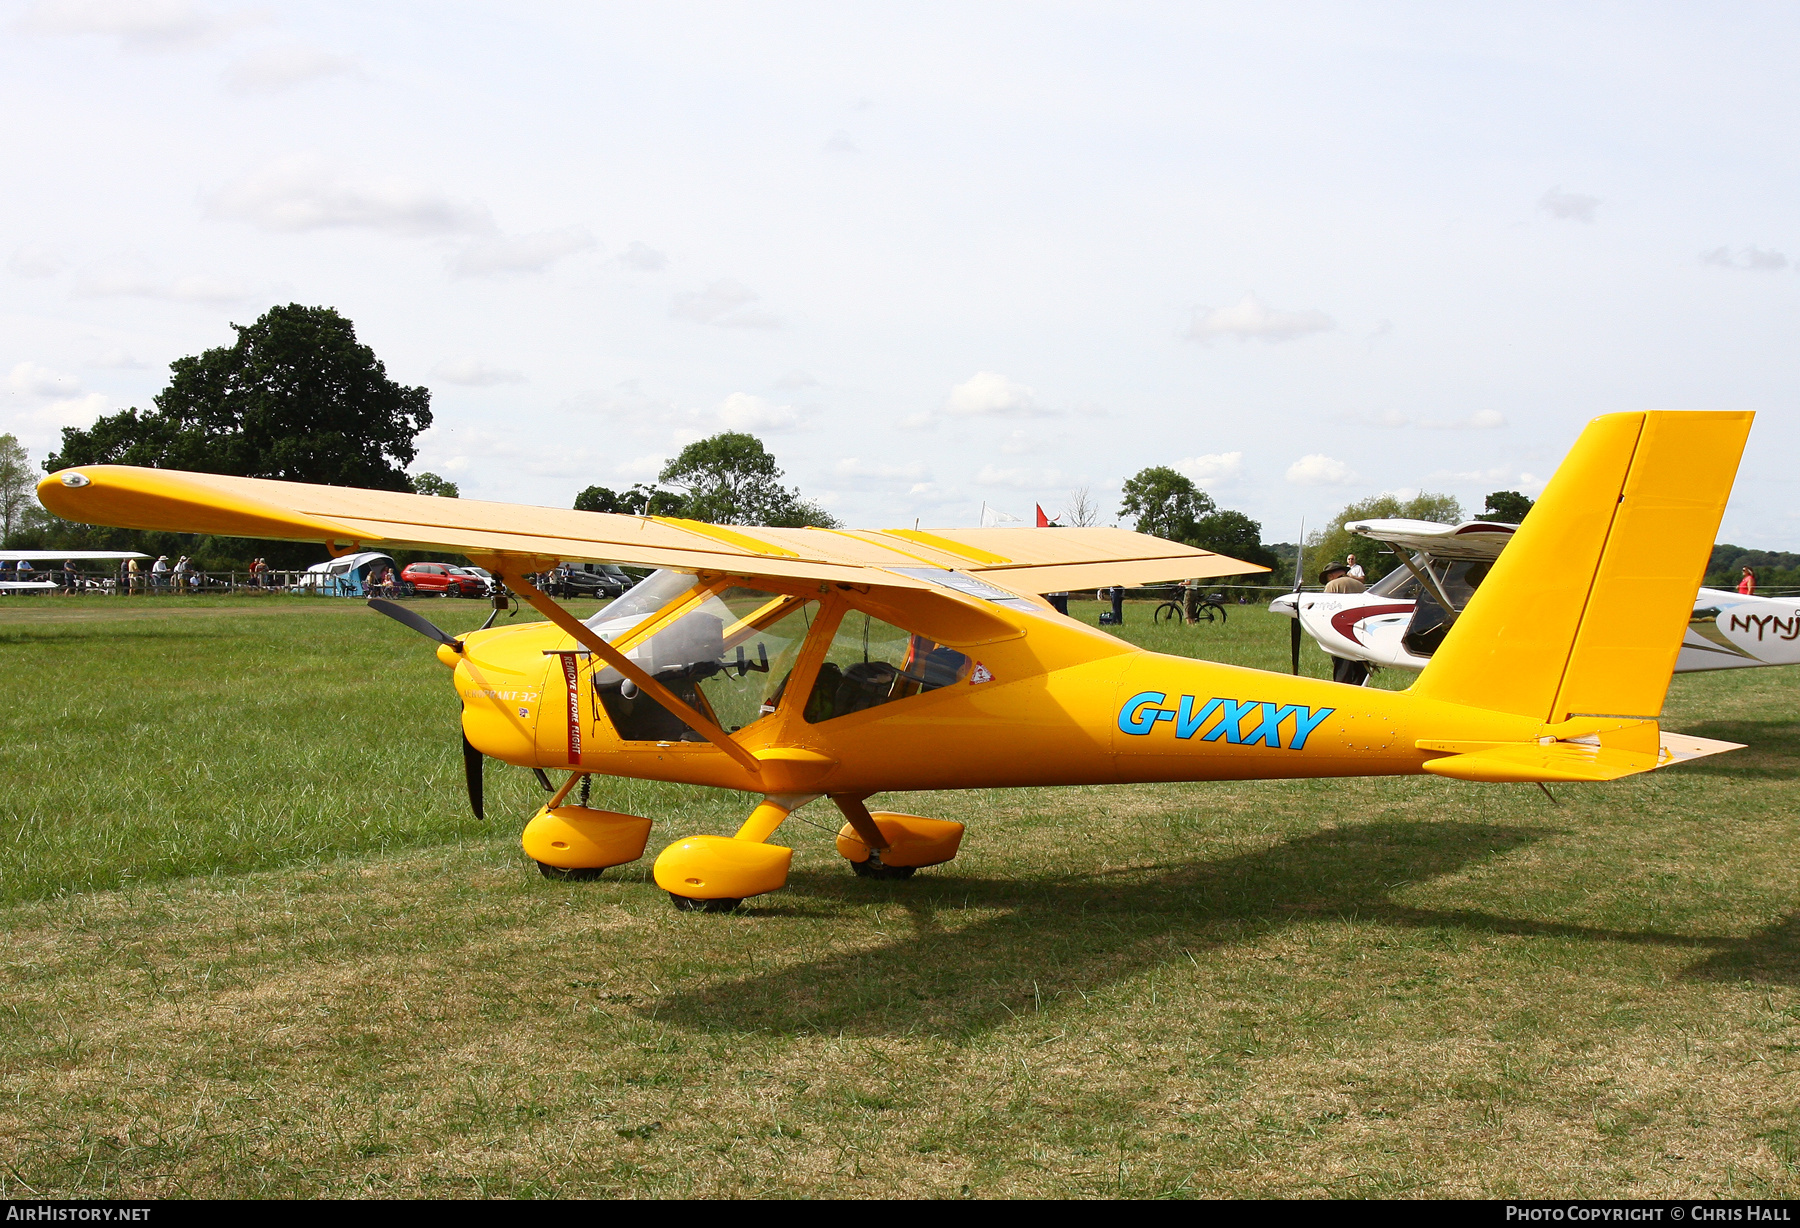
[0,591,1795,1198]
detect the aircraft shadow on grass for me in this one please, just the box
[646,819,1800,1037]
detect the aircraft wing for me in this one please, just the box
[37,465,1265,594]
[0,550,150,561]
[1345,518,1517,561]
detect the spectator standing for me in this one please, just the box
[1346,554,1366,582]
[173,555,189,592]
[126,557,140,594]
[63,560,78,593]
[1739,566,1757,596]
[1322,562,1366,594]
[151,555,169,591]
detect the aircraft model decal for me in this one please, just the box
[1730,611,1800,642]
[1118,692,1335,748]
[35,409,1755,913]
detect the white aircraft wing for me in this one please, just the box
[1345,518,1517,561]
[0,550,151,561]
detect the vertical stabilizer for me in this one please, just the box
[1413,411,1752,726]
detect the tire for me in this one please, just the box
[669,893,741,913]
[850,853,916,880]
[1153,602,1180,625]
[537,862,604,881]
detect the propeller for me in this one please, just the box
[367,598,463,653]
[1290,521,1305,676]
[366,599,482,817]
[463,732,485,820]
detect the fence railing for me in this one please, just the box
[0,569,417,596]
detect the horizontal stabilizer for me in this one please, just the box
[1420,731,1743,784]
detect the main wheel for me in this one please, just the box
[850,853,916,880]
[669,893,741,913]
[537,861,604,881]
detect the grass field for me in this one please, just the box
[0,591,1796,1198]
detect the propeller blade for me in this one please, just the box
[367,598,463,652]
[463,733,485,820]
[1291,614,1303,676]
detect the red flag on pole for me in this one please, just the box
[1035,503,1051,527]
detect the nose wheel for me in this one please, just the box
[537,862,605,881]
[849,851,915,880]
[669,893,742,913]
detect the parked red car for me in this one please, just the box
[401,562,487,597]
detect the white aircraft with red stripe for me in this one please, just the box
[1270,519,1800,683]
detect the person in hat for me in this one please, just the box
[1321,561,1365,594]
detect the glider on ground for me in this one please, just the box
[0,550,150,592]
[37,411,1751,911]
[1271,518,1800,682]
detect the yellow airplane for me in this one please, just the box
[37,410,1751,911]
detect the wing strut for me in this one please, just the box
[499,567,763,780]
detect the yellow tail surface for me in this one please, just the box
[1413,411,1753,743]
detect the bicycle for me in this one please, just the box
[1152,593,1228,626]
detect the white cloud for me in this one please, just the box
[615,241,668,272]
[1539,186,1599,222]
[7,362,82,397]
[1178,451,1244,487]
[835,457,929,482]
[211,155,496,236]
[1358,408,1507,430]
[615,454,665,481]
[223,44,361,94]
[14,0,256,50]
[9,243,66,278]
[1701,246,1789,272]
[974,464,1067,489]
[6,391,111,451]
[772,369,818,390]
[1186,293,1333,344]
[823,129,858,154]
[432,359,524,386]
[712,392,801,432]
[945,371,1046,418]
[999,429,1047,455]
[72,259,248,303]
[453,226,596,277]
[1285,454,1357,486]
[90,347,146,369]
[670,280,780,328]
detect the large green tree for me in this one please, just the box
[1306,491,1464,584]
[574,483,682,516]
[47,304,431,491]
[0,433,34,545]
[1478,490,1535,523]
[1189,507,1278,574]
[656,433,838,527]
[1118,466,1215,541]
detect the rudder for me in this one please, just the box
[1413,411,1752,731]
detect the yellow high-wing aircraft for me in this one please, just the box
[38,411,1751,911]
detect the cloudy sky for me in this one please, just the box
[3,2,1796,543]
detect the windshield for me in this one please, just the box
[584,569,699,631]
[591,585,818,740]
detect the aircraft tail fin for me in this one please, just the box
[1412,411,1752,739]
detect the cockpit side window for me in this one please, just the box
[802,609,971,724]
[1367,557,1423,598]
